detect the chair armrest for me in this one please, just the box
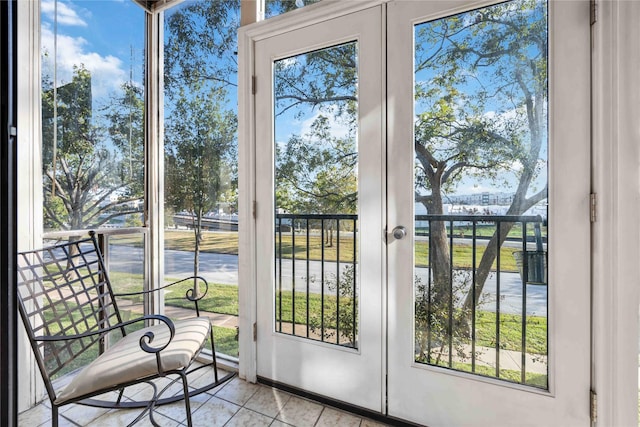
[34,314,176,354]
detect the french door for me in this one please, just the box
[254,6,385,411]
[386,0,590,425]
[252,1,590,425]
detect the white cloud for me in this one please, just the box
[41,0,88,27]
[41,25,127,99]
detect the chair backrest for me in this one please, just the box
[16,232,124,399]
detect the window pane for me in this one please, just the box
[41,1,145,233]
[273,42,359,348]
[413,0,549,389]
[163,0,240,359]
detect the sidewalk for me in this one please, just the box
[116,299,239,329]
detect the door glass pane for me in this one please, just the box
[273,43,359,348]
[163,1,240,359]
[413,0,549,388]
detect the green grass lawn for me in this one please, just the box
[115,230,523,272]
[446,361,548,389]
[110,271,546,354]
[45,273,545,385]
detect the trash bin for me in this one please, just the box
[513,250,547,285]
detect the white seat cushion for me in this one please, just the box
[55,317,211,404]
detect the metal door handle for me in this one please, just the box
[392,225,407,240]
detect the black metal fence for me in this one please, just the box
[415,214,547,388]
[274,213,548,388]
[275,214,358,348]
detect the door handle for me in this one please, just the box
[392,225,407,240]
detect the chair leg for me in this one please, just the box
[181,371,193,427]
[52,405,59,427]
[209,326,219,382]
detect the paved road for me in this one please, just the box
[109,246,547,316]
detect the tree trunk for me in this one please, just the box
[422,189,451,301]
[193,212,202,297]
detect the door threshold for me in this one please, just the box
[257,377,425,427]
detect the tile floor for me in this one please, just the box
[18,368,391,427]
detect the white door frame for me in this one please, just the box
[591,1,640,426]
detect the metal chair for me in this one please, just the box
[16,231,235,426]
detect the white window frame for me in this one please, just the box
[17,0,45,412]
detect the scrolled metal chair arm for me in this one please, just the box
[137,314,176,354]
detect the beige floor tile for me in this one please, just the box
[90,406,154,426]
[18,403,54,426]
[244,385,292,418]
[214,377,260,405]
[275,396,323,427]
[269,420,294,427]
[188,368,234,393]
[225,407,273,427]
[187,395,240,426]
[153,389,210,422]
[316,406,362,427]
[60,403,110,425]
[19,373,400,427]
[126,376,186,403]
[135,411,182,427]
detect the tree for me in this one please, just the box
[274,43,358,246]
[42,65,144,231]
[165,87,237,278]
[413,0,548,316]
[163,0,240,277]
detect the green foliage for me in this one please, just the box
[164,87,237,219]
[164,281,239,317]
[309,265,358,346]
[413,0,548,210]
[415,269,547,386]
[274,42,358,216]
[41,64,145,232]
[163,1,240,275]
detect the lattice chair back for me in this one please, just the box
[16,233,124,400]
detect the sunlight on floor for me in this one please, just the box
[18,369,391,427]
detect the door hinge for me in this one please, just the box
[252,200,257,219]
[590,0,597,25]
[590,193,597,222]
[590,390,597,423]
[253,322,257,342]
[252,75,257,95]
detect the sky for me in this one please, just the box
[41,0,548,211]
[41,0,146,101]
[412,0,548,199]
